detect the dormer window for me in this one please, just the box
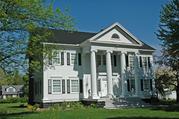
[111,33,120,40]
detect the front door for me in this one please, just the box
[98,77,107,97]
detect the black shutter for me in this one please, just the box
[150,79,153,91]
[67,79,70,93]
[67,53,70,65]
[126,54,129,67]
[62,79,65,94]
[80,79,83,93]
[78,53,82,66]
[139,56,142,67]
[61,52,64,65]
[114,55,117,66]
[127,79,130,91]
[141,79,144,91]
[148,57,151,68]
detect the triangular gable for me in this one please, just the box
[88,22,143,46]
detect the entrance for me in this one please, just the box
[98,77,107,97]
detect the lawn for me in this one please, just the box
[0,103,179,119]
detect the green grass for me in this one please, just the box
[0,103,179,119]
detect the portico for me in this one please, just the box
[90,48,139,99]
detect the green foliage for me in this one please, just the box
[49,102,85,111]
[156,0,179,102]
[27,104,40,112]
[0,0,74,73]
[155,66,177,96]
[0,97,27,103]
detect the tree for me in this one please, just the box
[155,67,177,97]
[0,0,74,104]
[0,0,74,73]
[157,0,179,102]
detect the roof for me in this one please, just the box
[1,85,24,95]
[45,29,155,50]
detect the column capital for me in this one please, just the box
[106,50,113,53]
[121,51,127,55]
[90,49,97,53]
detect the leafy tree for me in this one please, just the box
[157,0,179,102]
[0,0,74,103]
[155,67,177,97]
[0,0,74,73]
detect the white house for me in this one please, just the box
[30,22,155,107]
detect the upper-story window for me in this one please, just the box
[111,33,120,40]
[6,87,16,92]
[52,50,60,64]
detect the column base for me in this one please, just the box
[92,94,100,99]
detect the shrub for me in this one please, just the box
[27,104,40,111]
[0,97,27,103]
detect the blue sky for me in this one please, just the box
[53,0,169,54]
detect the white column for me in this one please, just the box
[90,50,98,99]
[106,50,113,98]
[120,52,126,97]
[134,54,140,96]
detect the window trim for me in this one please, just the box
[70,79,79,93]
[52,79,62,94]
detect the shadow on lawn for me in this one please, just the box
[0,112,36,119]
[150,105,179,112]
[107,117,179,119]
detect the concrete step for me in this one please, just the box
[103,97,151,109]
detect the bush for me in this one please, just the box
[49,102,85,111]
[0,97,27,103]
[27,104,40,112]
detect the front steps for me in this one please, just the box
[100,97,151,109]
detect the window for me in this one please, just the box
[53,80,61,92]
[113,55,117,66]
[111,33,120,39]
[78,53,82,66]
[142,57,148,71]
[67,52,70,65]
[48,79,52,94]
[52,50,60,64]
[67,79,70,93]
[129,55,134,70]
[71,80,79,92]
[71,53,77,65]
[61,52,64,65]
[79,79,83,93]
[97,55,101,66]
[127,77,135,92]
[143,79,150,91]
[103,55,106,65]
[62,79,65,94]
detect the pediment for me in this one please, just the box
[90,23,142,46]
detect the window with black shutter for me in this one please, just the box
[78,53,82,66]
[80,79,83,93]
[141,79,144,91]
[114,55,117,66]
[126,54,129,67]
[148,57,151,68]
[127,79,130,91]
[62,79,65,94]
[139,56,142,67]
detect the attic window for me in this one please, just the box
[111,33,120,40]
